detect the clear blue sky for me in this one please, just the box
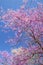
[0,0,43,52]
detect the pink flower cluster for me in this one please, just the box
[0,1,43,65]
[0,46,43,65]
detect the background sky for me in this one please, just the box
[0,0,43,52]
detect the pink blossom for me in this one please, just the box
[0,1,43,65]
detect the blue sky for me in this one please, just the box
[0,0,23,10]
[0,0,43,10]
[0,0,43,52]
